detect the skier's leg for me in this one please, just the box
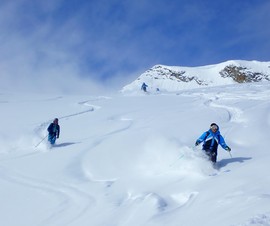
[211,150,217,163]
[51,136,56,145]
[204,150,212,161]
[48,134,56,145]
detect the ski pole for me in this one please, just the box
[35,134,48,147]
[228,151,233,158]
[193,145,198,151]
[169,154,184,167]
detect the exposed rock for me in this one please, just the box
[122,60,270,93]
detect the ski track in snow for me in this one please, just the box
[59,97,205,224]
[58,98,135,183]
[1,96,114,226]
[1,97,99,160]
[192,87,270,126]
[0,165,96,226]
[98,191,199,226]
[75,114,134,182]
[34,98,97,138]
[32,96,136,224]
[202,94,245,124]
[232,212,270,226]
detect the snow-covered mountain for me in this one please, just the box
[122,60,270,93]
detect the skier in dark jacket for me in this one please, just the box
[141,82,148,92]
[47,118,60,145]
[195,123,231,163]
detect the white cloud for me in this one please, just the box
[1,0,269,94]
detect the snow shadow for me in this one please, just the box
[218,157,252,168]
[53,142,79,148]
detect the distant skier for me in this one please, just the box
[141,82,148,92]
[195,123,231,164]
[47,118,60,145]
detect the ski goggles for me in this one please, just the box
[210,125,218,130]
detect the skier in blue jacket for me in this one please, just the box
[47,118,60,145]
[195,123,231,163]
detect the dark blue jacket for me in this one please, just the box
[47,123,60,138]
[141,83,148,91]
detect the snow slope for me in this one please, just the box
[1,82,270,226]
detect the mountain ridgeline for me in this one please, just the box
[122,60,270,93]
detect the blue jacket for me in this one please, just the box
[196,128,228,151]
[47,123,60,138]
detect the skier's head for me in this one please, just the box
[53,118,59,124]
[210,123,219,132]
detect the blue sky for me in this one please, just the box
[0,0,270,92]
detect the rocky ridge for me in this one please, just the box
[122,60,270,93]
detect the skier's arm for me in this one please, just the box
[47,123,53,133]
[57,125,60,138]
[219,135,230,150]
[195,132,208,146]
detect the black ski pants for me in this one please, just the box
[203,148,217,163]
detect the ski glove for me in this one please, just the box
[195,141,200,146]
[225,146,231,152]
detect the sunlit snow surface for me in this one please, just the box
[1,82,270,226]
